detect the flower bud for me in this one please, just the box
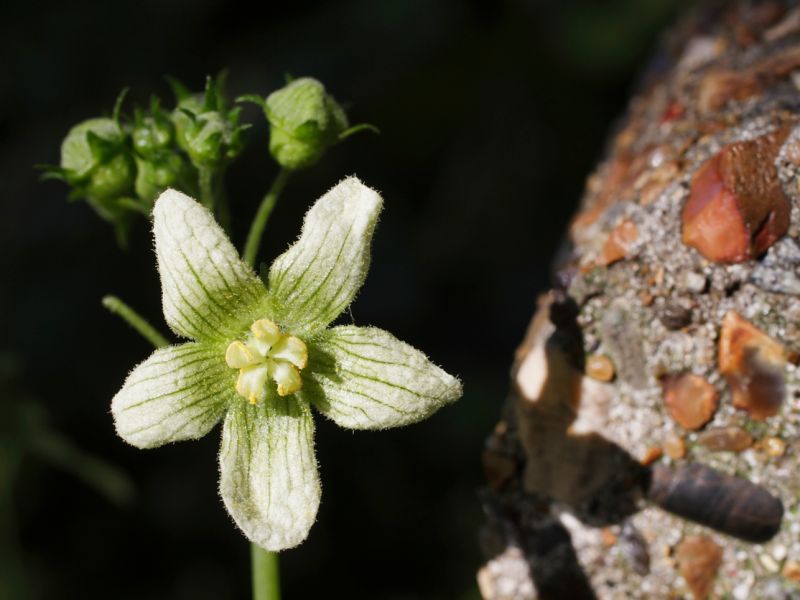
[59,118,135,202]
[87,153,136,201]
[263,78,349,170]
[170,76,247,169]
[134,153,196,206]
[132,100,175,159]
[60,118,126,180]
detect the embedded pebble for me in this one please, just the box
[719,311,788,420]
[664,434,687,459]
[697,426,753,452]
[663,372,719,430]
[761,436,788,457]
[676,535,723,600]
[586,354,615,382]
[659,301,693,330]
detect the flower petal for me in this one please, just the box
[219,396,320,551]
[111,343,232,449]
[154,189,267,342]
[300,326,462,429]
[267,177,381,336]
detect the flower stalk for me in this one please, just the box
[251,543,280,600]
[101,295,168,348]
[243,168,291,267]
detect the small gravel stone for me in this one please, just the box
[697,426,754,452]
[663,373,719,430]
[586,354,615,382]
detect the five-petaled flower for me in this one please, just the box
[111,177,462,551]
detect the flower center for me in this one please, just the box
[225,319,308,403]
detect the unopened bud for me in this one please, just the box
[59,118,135,202]
[262,78,349,170]
[132,100,175,159]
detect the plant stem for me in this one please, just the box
[251,543,280,600]
[243,169,291,267]
[198,166,232,233]
[198,166,218,211]
[101,295,169,348]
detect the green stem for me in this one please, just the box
[251,543,280,600]
[101,295,169,348]
[243,169,291,267]
[198,166,217,211]
[198,166,231,233]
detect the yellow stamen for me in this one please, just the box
[226,319,307,404]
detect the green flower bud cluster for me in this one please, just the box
[171,75,248,169]
[42,73,375,246]
[132,97,197,206]
[42,76,247,244]
[241,77,377,171]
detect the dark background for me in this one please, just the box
[1,1,691,598]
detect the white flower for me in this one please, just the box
[110,177,462,551]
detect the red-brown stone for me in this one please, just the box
[697,426,753,452]
[719,311,787,420]
[682,129,790,263]
[599,219,638,266]
[676,535,723,600]
[663,373,719,430]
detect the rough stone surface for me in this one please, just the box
[479,2,800,598]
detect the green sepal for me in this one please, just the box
[111,87,129,125]
[165,75,192,103]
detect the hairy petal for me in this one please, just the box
[111,343,232,448]
[300,326,462,429]
[267,177,381,336]
[153,189,267,342]
[219,396,320,551]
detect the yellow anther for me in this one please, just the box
[227,319,307,403]
[270,335,308,369]
[273,362,302,397]
[225,341,257,369]
[251,319,281,345]
[235,364,269,405]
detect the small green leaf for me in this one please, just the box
[236,94,267,110]
[338,123,380,141]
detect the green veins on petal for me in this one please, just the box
[111,343,232,449]
[110,176,463,552]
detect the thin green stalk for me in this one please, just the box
[198,166,231,233]
[102,295,169,348]
[198,166,218,211]
[251,543,280,600]
[243,169,291,267]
